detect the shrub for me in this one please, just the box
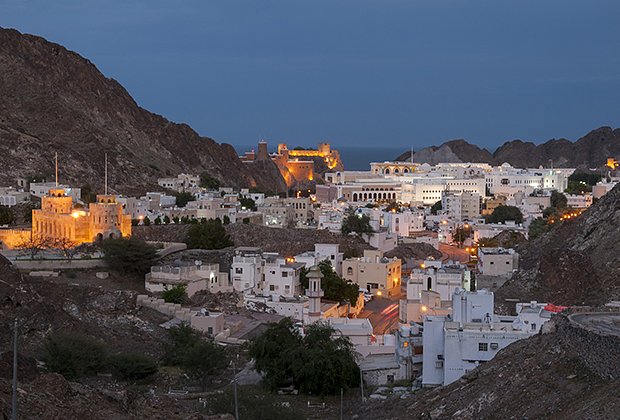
[101,237,158,275]
[42,333,106,380]
[163,324,227,389]
[185,218,234,250]
[108,353,158,380]
[162,284,188,304]
[175,192,195,207]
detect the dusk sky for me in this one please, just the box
[2,0,619,150]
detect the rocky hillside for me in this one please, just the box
[395,126,620,168]
[497,183,620,306]
[0,27,286,194]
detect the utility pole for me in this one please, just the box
[233,355,239,420]
[359,368,365,403]
[11,318,18,420]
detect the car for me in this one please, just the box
[359,288,374,302]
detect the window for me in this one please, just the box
[347,267,353,275]
[478,342,488,351]
[282,271,288,277]
[269,285,275,291]
[235,267,243,274]
[207,327,213,335]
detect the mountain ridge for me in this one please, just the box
[395,126,620,168]
[0,27,287,194]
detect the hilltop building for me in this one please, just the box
[241,140,343,187]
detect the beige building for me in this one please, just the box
[477,247,519,277]
[31,189,131,244]
[342,250,402,296]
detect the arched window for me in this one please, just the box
[347,267,353,275]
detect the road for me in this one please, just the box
[439,243,471,264]
[358,288,403,335]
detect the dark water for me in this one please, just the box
[231,144,406,171]
[337,146,407,171]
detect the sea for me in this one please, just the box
[231,144,407,171]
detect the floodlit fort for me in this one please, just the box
[241,141,342,187]
[0,156,132,249]
[31,189,131,243]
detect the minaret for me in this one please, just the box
[305,265,324,323]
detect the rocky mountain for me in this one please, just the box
[0,27,287,194]
[395,126,620,168]
[496,183,620,306]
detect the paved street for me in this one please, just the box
[358,288,403,335]
[439,243,471,264]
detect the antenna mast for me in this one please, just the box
[104,153,108,195]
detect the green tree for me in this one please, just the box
[185,218,234,249]
[163,215,171,224]
[341,208,373,235]
[162,284,188,304]
[223,215,230,225]
[430,200,442,215]
[163,324,227,389]
[100,237,158,275]
[172,216,180,224]
[175,191,195,207]
[551,191,568,210]
[200,172,220,189]
[292,323,360,395]
[453,226,471,246]
[249,318,302,390]
[108,353,158,381]
[0,205,15,225]
[486,205,523,224]
[528,218,548,240]
[154,216,162,225]
[249,319,360,394]
[239,196,257,211]
[131,219,140,226]
[42,333,106,380]
[143,216,151,226]
[300,261,359,304]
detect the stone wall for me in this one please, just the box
[557,313,620,380]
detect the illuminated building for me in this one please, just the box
[32,190,131,243]
[240,141,343,187]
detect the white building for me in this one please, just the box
[231,247,303,298]
[422,289,547,387]
[231,247,263,293]
[473,222,527,242]
[145,262,231,296]
[477,247,519,277]
[400,263,470,323]
[441,191,481,221]
[293,243,344,276]
[565,193,593,209]
[0,187,30,207]
[383,209,425,237]
[262,253,304,298]
[157,173,200,192]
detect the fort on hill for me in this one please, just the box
[240,141,344,188]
